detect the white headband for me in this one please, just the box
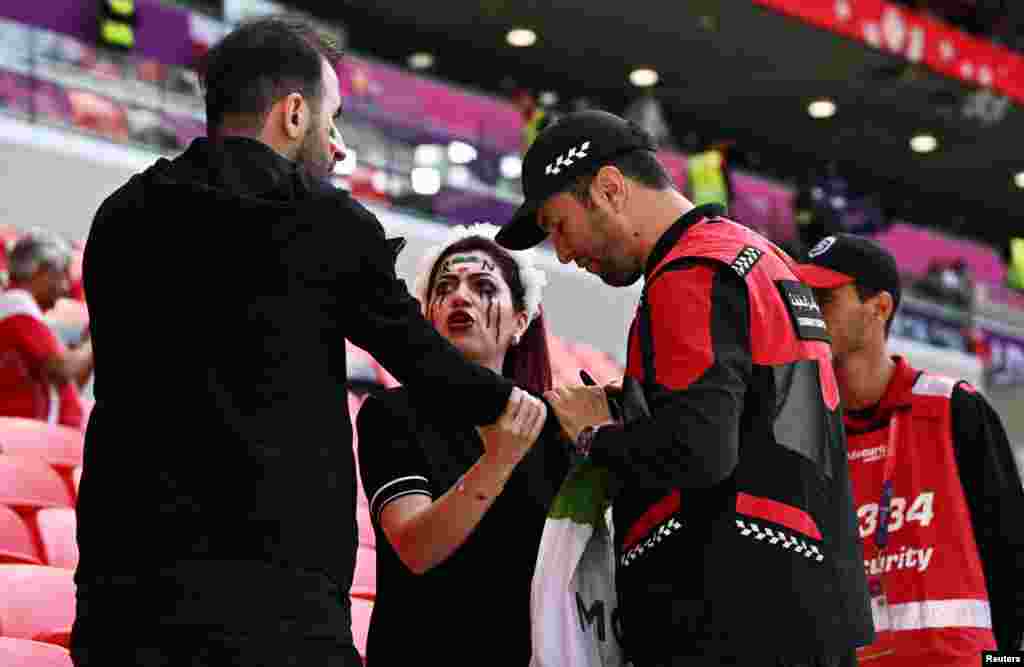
[413,223,548,323]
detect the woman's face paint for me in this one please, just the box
[428,250,523,367]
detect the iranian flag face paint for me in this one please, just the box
[428,251,523,366]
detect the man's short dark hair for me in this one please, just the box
[566,150,675,206]
[200,16,343,134]
[855,284,897,338]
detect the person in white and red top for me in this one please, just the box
[796,233,1024,666]
[0,229,93,430]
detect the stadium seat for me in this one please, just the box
[350,595,373,659]
[33,509,77,571]
[0,637,72,667]
[353,545,376,591]
[70,468,81,499]
[547,333,582,388]
[350,586,375,602]
[356,500,374,548]
[0,419,84,470]
[0,457,74,510]
[0,506,42,566]
[0,565,75,646]
[569,342,624,386]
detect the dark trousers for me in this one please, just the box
[70,635,364,667]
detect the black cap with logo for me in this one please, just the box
[795,233,902,310]
[495,110,657,250]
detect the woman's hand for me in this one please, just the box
[476,387,548,466]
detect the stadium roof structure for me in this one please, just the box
[314,0,1022,250]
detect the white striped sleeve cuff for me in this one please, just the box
[370,475,432,525]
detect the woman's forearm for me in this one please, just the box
[386,452,519,574]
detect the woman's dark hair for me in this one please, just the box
[427,236,553,394]
[199,17,343,135]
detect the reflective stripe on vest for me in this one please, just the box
[872,598,991,633]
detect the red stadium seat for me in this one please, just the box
[0,506,42,566]
[0,419,84,470]
[0,565,75,646]
[350,595,373,659]
[33,510,77,571]
[70,468,81,499]
[353,545,376,591]
[0,457,74,510]
[0,637,72,667]
[350,586,375,602]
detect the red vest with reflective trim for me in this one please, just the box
[635,221,838,409]
[846,371,996,666]
[619,217,873,655]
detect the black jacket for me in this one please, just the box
[356,387,569,665]
[589,206,873,662]
[73,138,513,639]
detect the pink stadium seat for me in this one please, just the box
[351,595,373,659]
[349,392,370,506]
[345,341,381,387]
[547,334,582,388]
[353,545,376,591]
[356,500,374,548]
[0,637,72,667]
[33,510,77,571]
[0,506,41,566]
[0,565,75,646]
[0,457,74,510]
[377,363,400,389]
[569,342,624,386]
[0,419,84,470]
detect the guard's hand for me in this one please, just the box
[544,384,612,443]
[477,388,547,466]
[580,369,622,400]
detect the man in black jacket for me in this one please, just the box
[499,111,873,666]
[71,17,543,666]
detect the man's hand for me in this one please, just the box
[544,384,613,443]
[477,388,548,466]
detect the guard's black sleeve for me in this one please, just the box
[950,383,1024,652]
[588,261,752,490]
[340,197,513,426]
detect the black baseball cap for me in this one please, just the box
[495,110,657,250]
[795,234,902,310]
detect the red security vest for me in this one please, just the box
[845,359,996,666]
[617,212,874,656]
[635,222,839,412]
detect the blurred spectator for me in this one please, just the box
[1007,237,1023,291]
[623,93,675,147]
[686,141,731,207]
[794,182,843,249]
[917,257,976,311]
[511,88,556,154]
[0,229,92,429]
[795,162,889,246]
